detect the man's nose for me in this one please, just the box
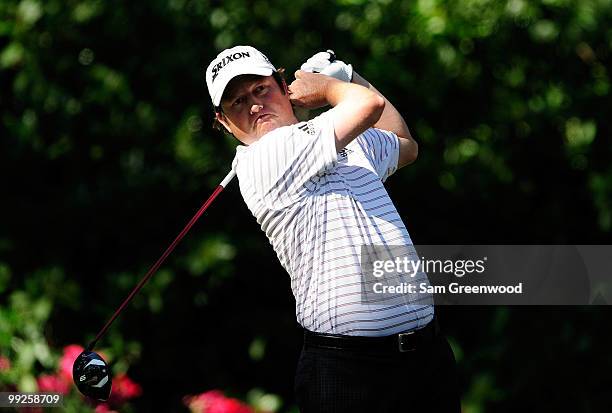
[249,104,264,115]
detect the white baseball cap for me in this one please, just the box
[206,45,277,107]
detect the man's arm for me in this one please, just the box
[299,51,418,169]
[289,70,385,151]
[351,72,418,169]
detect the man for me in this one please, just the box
[205,46,460,412]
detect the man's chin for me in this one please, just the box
[256,120,280,137]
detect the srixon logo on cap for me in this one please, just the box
[211,51,251,82]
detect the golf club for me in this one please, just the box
[73,169,236,401]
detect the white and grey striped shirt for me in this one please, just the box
[233,111,433,336]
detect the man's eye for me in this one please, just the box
[255,85,267,94]
[232,96,245,106]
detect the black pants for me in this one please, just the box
[294,333,461,413]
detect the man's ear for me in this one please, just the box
[216,112,233,134]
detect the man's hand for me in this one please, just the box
[300,50,353,83]
[288,70,338,109]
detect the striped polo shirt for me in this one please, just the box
[232,111,434,336]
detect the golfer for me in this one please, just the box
[205,46,460,412]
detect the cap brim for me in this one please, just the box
[212,66,275,106]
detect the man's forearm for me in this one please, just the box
[351,72,418,167]
[322,76,386,151]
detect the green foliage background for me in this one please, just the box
[1,0,611,411]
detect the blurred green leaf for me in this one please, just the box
[0,42,25,68]
[0,264,11,294]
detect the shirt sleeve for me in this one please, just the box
[356,128,400,182]
[236,111,338,209]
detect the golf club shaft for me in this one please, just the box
[86,169,236,351]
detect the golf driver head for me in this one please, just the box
[72,350,112,401]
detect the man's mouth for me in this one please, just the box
[255,113,273,124]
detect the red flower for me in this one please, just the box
[37,373,71,394]
[0,356,10,371]
[34,343,140,410]
[184,390,253,413]
[36,345,83,396]
[94,403,119,413]
[108,373,142,405]
[59,344,85,381]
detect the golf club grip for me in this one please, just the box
[87,169,236,351]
